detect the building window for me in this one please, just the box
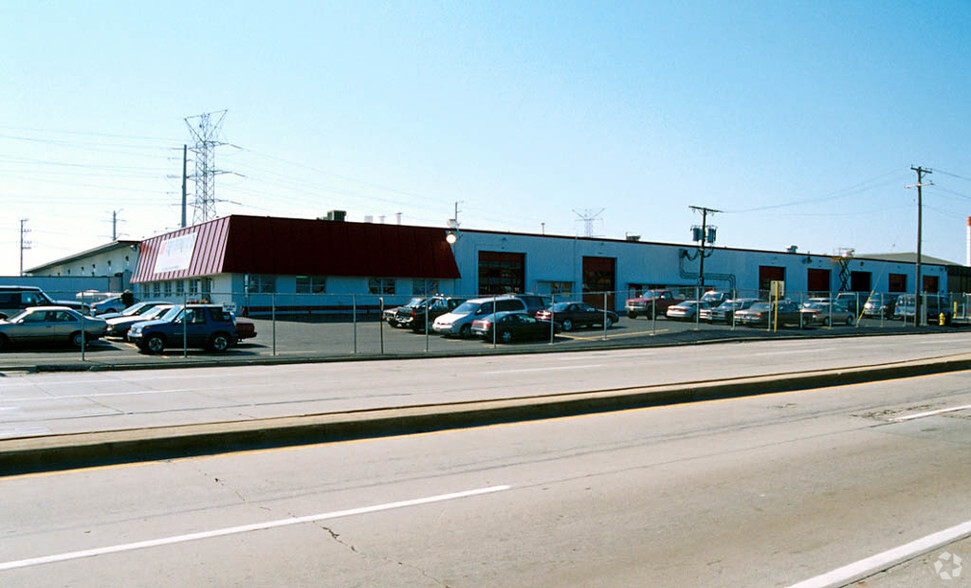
[189,280,200,295]
[163,281,173,296]
[296,276,327,294]
[176,280,185,296]
[152,282,161,297]
[247,274,276,294]
[202,278,212,298]
[369,278,396,295]
[412,279,439,295]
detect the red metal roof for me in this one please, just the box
[132,215,460,283]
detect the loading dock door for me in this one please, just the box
[807,269,831,295]
[850,271,872,292]
[759,266,786,296]
[582,256,616,310]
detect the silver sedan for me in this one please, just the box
[0,306,107,350]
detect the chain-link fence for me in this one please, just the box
[1,287,965,363]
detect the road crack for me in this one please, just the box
[314,523,452,587]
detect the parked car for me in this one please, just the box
[91,294,138,316]
[234,315,257,341]
[702,298,758,323]
[862,294,899,319]
[98,300,168,322]
[385,297,425,328]
[0,286,90,319]
[700,290,730,308]
[835,292,867,314]
[128,304,237,354]
[625,289,683,319]
[535,302,618,331]
[736,300,807,328]
[396,296,467,332]
[515,294,550,316]
[432,296,529,338]
[665,300,709,321]
[471,311,558,343]
[894,294,952,325]
[0,306,107,350]
[106,304,177,339]
[800,302,855,326]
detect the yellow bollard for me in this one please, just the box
[939,312,946,326]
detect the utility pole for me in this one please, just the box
[689,205,721,297]
[19,218,31,276]
[910,166,932,326]
[111,210,118,240]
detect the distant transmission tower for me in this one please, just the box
[19,218,31,276]
[573,208,605,237]
[185,110,228,224]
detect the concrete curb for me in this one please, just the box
[3,352,971,477]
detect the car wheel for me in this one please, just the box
[822,316,830,326]
[627,311,637,319]
[605,316,613,328]
[210,333,231,352]
[562,319,573,332]
[500,330,513,343]
[0,334,8,351]
[70,331,86,348]
[145,334,165,354]
[845,315,854,326]
[459,324,471,339]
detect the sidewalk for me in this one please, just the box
[3,350,970,477]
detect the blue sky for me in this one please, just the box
[2,1,970,276]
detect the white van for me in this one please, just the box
[432,296,527,338]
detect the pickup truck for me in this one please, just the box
[625,289,683,319]
[129,304,237,354]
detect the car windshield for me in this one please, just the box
[454,300,497,315]
[120,302,150,316]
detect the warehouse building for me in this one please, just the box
[122,214,948,315]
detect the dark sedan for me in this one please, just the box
[735,301,808,328]
[535,302,618,331]
[471,311,559,343]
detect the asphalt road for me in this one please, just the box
[2,370,969,586]
[4,332,971,439]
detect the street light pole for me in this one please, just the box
[910,166,932,326]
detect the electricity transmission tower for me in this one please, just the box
[573,209,605,237]
[185,110,228,225]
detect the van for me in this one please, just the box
[432,296,528,338]
[894,294,951,324]
[0,286,90,319]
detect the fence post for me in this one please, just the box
[352,294,358,354]
[182,291,188,358]
[379,296,385,354]
[80,291,86,362]
[271,292,277,356]
[549,293,555,344]
[492,295,498,348]
[603,290,608,340]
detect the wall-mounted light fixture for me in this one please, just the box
[445,231,458,244]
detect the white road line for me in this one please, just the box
[788,518,971,588]
[0,484,511,571]
[890,404,971,422]
[484,365,602,374]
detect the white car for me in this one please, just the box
[432,296,526,338]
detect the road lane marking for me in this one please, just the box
[889,404,971,422]
[788,518,971,588]
[484,364,602,374]
[0,484,511,571]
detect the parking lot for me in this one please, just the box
[0,312,945,370]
